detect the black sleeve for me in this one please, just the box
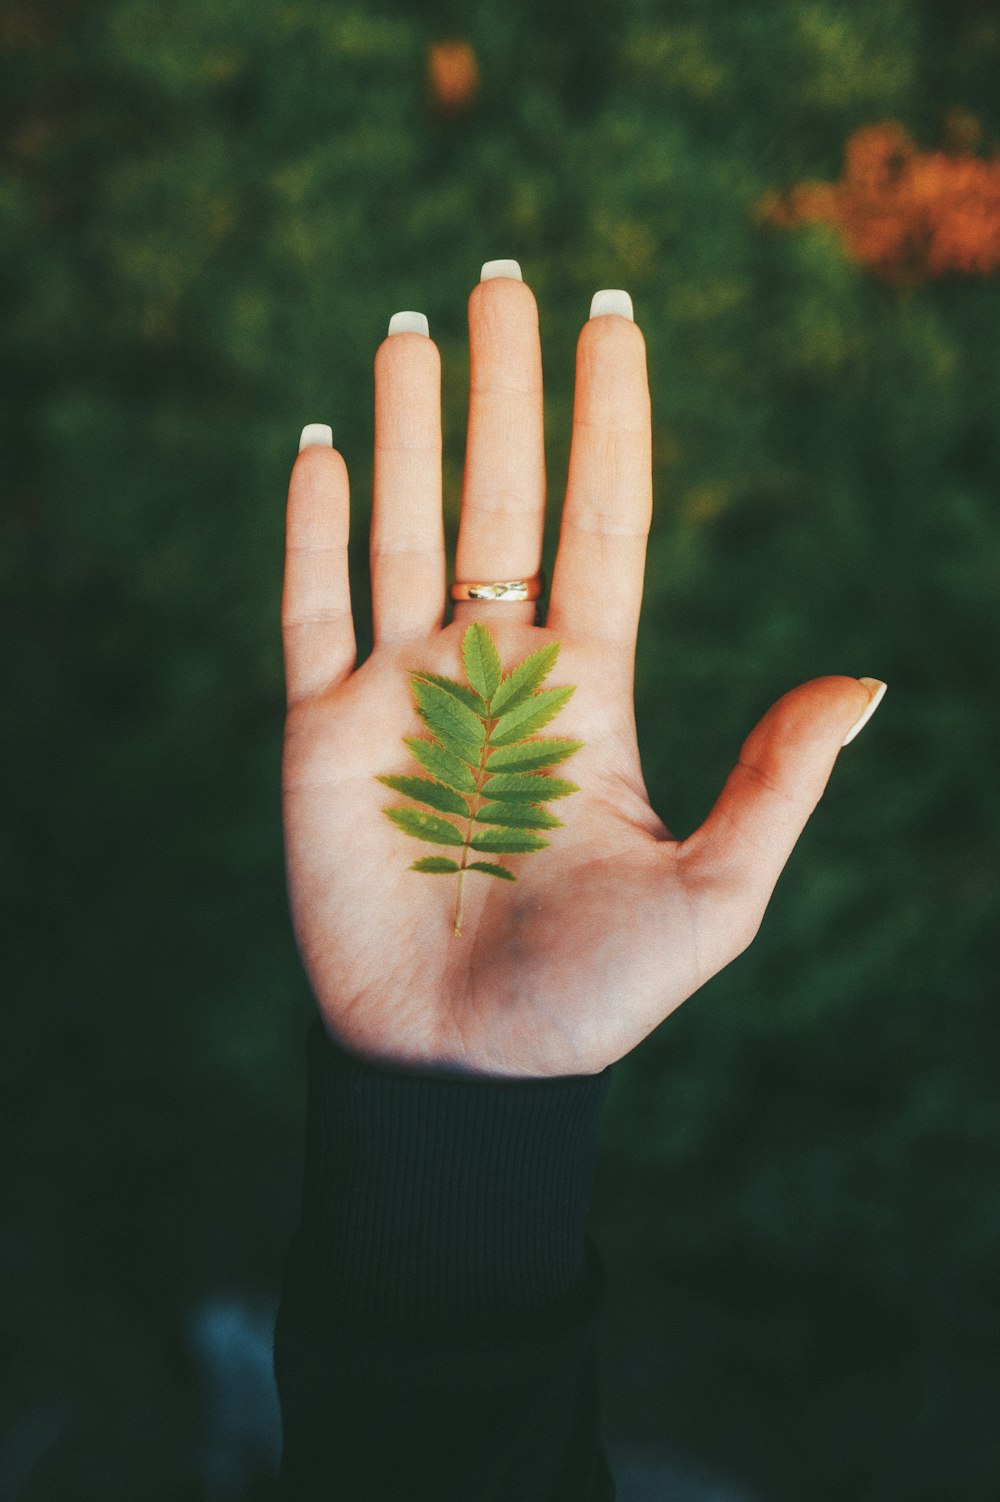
[273,1018,617,1502]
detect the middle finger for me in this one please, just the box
[452,261,546,629]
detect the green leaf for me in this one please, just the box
[476,802,563,830]
[413,679,486,756]
[467,861,516,881]
[382,626,582,924]
[377,774,469,817]
[490,685,576,745]
[490,641,560,716]
[403,737,478,794]
[383,806,464,846]
[487,738,584,772]
[411,671,487,716]
[481,772,580,801]
[462,622,502,702]
[470,828,550,854]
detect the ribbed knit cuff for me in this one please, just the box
[292,1019,614,1337]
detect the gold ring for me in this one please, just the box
[449,574,544,603]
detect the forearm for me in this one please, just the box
[274,1017,616,1501]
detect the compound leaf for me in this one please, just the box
[380,625,582,929]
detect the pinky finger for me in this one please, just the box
[282,428,356,707]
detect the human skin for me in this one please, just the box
[280,270,883,1080]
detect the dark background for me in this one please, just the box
[3,1,999,1497]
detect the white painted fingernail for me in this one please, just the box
[388,311,429,336]
[590,289,633,320]
[842,679,887,745]
[481,259,523,281]
[298,423,333,453]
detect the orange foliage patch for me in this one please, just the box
[761,121,1000,283]
[427,40,480,115]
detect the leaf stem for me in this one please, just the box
[453,700,497,936]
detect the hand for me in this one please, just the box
[281,270,882,1079]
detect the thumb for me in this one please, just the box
[680,675,887,954]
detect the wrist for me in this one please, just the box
[289,1018,614,1335]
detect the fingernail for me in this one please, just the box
[842,679,887,745]
[590,289,633,320]
[480,259,523,281]
[387,311,429,336]
[298,423,333,453]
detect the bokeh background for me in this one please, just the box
[3,1,999,1497]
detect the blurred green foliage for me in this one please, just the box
[3,0,999,1496]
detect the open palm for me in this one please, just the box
[281,268,882,1079]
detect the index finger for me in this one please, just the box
[545,292,652,653]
